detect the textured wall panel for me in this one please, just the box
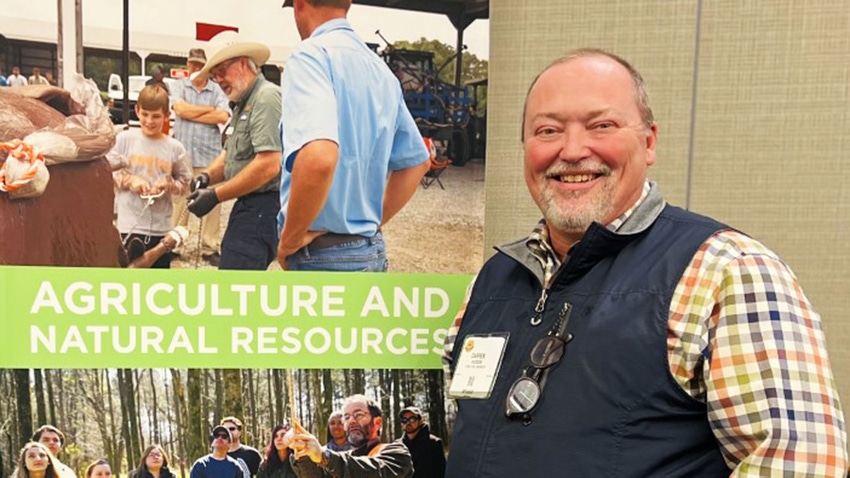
[692,0,850,417]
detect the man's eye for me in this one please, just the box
[537,127,558,136]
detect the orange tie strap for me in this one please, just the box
[0,139,45,193]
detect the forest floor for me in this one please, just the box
[172,159,487,274]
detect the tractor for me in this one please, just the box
[374,34,486,167]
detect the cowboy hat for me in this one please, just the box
[197,31,270,79]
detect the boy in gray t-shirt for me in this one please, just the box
[107,85,192,268]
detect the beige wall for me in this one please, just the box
[487,0,850,438]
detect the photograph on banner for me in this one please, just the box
[0,367,451,478]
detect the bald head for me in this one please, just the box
[522,49,654,141]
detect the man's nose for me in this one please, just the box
[558,126,591,162]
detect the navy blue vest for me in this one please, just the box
[447,206,731,477]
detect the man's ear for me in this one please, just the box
[373,416,383,436]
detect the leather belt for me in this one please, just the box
[308,233,369,252]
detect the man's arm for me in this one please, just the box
[212,150,280,202]
[276,139,339,265]
[381,160,430,226]
[204,150,227,185]
[173,101,229,125]
[680,231,848,474]
[325,441,412,478]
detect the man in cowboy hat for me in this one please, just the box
[187,32,282,270]
[171,47,231,266]
[276,0,430,272]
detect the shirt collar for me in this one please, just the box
[310,18,354,39]
[525,180,652,282]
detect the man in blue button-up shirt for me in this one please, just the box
[277,0,430,272]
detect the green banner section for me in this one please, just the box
[0,266,472,369]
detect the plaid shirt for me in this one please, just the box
[172,78,230,167]
[444,182,847,476]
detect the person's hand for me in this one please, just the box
[128,176,151,194]
[150,177,174,195]
[287,419,324,463]
[191,172,210,192]
[187,188,219,217]
[276,231,328,270]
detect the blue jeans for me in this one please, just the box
[220,192,280,270]
[286,232,388,272]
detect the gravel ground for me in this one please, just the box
[172,159,486,274]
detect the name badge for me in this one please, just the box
[448,333,509,399]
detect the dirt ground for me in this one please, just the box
[172,159,486,274]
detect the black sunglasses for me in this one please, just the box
[214,433,229,440]
[505,302,573,418]
[400,416,419,424]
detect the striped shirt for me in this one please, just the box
[444,182,848,476]
[172,78,230,167]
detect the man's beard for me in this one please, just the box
[536,162,614,233]
[347,422,373,448]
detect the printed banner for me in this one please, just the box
[0,266,472,369]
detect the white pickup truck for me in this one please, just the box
[107,73,180,125]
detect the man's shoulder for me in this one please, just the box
[251,80,281,103]
[192,454,213,466]
[234,444,262,455]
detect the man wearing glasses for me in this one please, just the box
[221,417,263,477]
[442,49,847,476]
[287,394,413,477]
[398,407,445,478]
[188,31,282,270]
[190,426,249,478]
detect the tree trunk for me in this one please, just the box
[106,370,121,470]
[13,369,33,448]
[187,369,205,461]
[44,369,57,425]
[352,369,365,395]
[169,369,188,478]
[214,369,224,425]
[272,370,284,425]
[427,369,447,441]
[391,370,401,438]
[148,369,160,444]
[118,369,134,470]
[33,369,47,426]
[247,369,258,445]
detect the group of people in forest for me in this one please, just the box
[12,396,447,478]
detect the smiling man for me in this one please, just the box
[188,31,282,270]
[288,394,412,478]
[442,48,847,477]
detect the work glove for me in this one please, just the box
[191,172,210,192]
[187,188,219,217]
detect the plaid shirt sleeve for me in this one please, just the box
[668,230,848,476]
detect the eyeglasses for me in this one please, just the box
[342,411,371,422]
[209,58,240,80]
[214,433,230,440]
[400,416,419,424]
[226,426,238,431]
[505,302,573,418]
[147,452,163,458]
